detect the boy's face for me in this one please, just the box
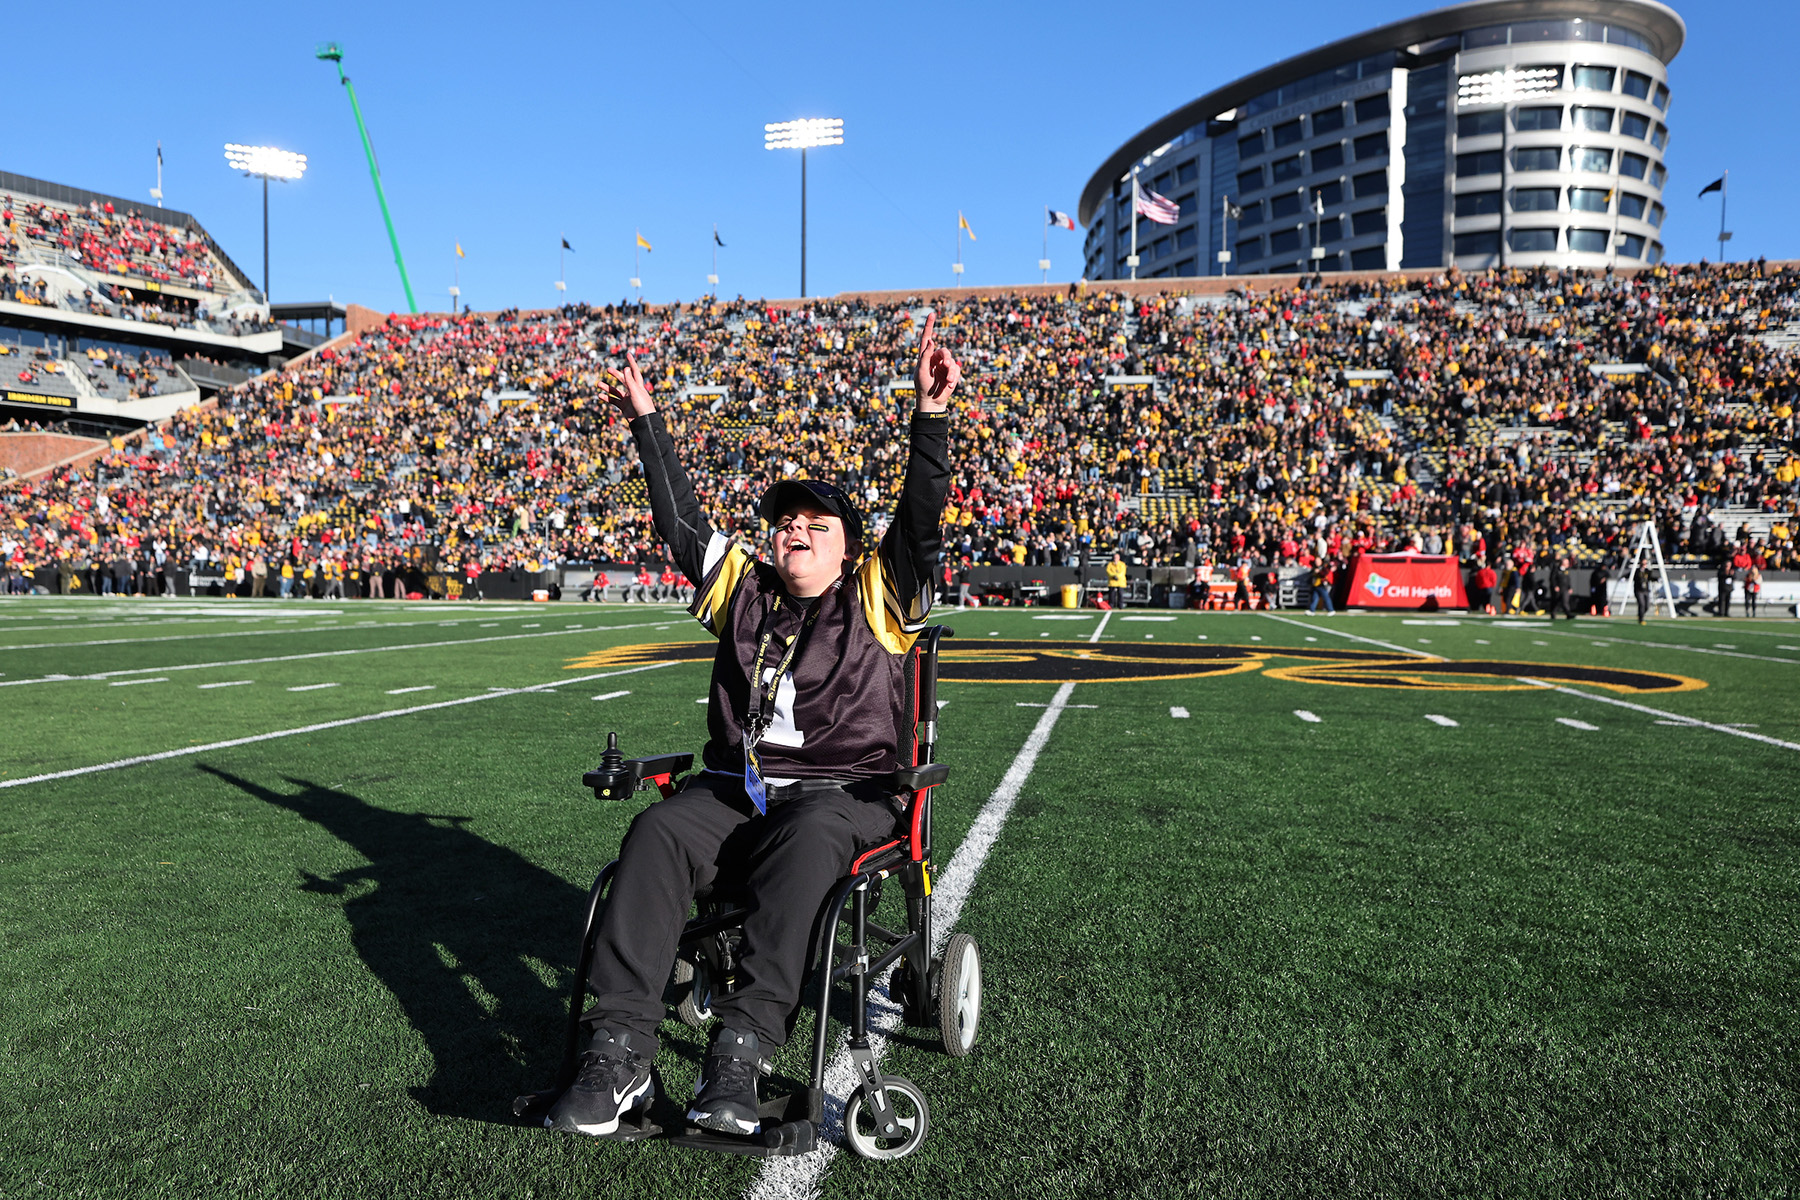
[771,503,850,598]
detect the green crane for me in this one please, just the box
[316,42,418,313]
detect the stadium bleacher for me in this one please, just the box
[0,260,1795,594]
[0,176,276,375]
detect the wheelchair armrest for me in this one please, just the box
[626,754,693,783]
[582,753,692,800]
[866,762,949,793]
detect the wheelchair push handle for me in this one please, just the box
[583,732,694,801]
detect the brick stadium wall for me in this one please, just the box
[0,432,108,480]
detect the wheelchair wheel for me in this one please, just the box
[936,933,981,1057]
[844,1076,929,1160]
[673,955,714,1028]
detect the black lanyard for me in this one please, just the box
[744,592,823,749]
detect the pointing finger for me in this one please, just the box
[922,311,936,345]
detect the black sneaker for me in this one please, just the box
[688,1026,763,1135]
[546,1027,654,1136]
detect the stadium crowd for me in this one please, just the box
[3,195,221,290]
[1,259,1796,600]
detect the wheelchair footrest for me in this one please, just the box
[668,1092,817,1158]
[669,1118,815,1158]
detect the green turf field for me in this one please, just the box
[2,596,1796,1198]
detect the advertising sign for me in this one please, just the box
[1344,553,1467,609]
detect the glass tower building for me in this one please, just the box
[1078,0,1683,279]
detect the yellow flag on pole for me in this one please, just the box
[637,232,654,252]
[959,212,976,241]
[455,242,464,258]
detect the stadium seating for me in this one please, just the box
[1,262,1795,592]
[2,189,272,337]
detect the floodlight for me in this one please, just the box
[224,144,308,181]
[763,118,844,151]
[764,118,844,296]
[1456,66,1560,107]
[225,143,307,299]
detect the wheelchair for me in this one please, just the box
[514,626,980,1160]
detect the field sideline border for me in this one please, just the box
[0,662,680,790]
[0,620,684,689]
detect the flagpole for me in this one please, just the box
[1042,207,1049,285]
[1719,170,1729,263]
[1219,195,1229,278]
[1129,167,1140,281]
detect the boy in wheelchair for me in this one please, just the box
[545,313,961,1140]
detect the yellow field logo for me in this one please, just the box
[568,640,1704,695]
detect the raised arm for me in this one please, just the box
[877,312,961,627]
[602,353,715,586]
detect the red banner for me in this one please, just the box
[1343,553,1467,609]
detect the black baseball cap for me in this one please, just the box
[760,479,864,543]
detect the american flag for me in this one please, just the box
[1134,183,1180,226]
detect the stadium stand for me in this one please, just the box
[0,261,1795,598]
[0,177,269,335]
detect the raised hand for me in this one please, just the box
[913,311,962,411]
[600,351,657,419]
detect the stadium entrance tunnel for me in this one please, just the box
[567,642,1705,694]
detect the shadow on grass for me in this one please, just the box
[198,764,587,1125]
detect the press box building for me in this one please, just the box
[1077,0,1684,279]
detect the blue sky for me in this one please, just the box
[8,0,1790,312]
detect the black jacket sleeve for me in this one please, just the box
[629,410,715,585]
[878,411,952,626]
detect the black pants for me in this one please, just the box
[584,773,902,1050]
[1636,591,1650,621]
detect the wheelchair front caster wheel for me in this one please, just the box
[937,933,982,1057]
[672,955,714,1028]
[844,1076,929,1160]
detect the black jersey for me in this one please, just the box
[629,410,951,781]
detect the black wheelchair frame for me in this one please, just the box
[514,626,977,1160]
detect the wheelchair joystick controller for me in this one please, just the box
[584,732,635,801]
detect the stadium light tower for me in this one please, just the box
[1457,64,1560,269]
[317,42,418,313]
[223,144,306,300]
[764,118,842,298]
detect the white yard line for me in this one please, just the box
[1294,710,1322,723]
[1519,679,1800,753]
[0,611,559,652]
[0,620,679,689]
[1088,612,1112,644]
[0,662,681,790]
[1495,624,1799,665]
[197,680,254,690]
[748,681,1079,1200]
[286,683,340,692]
[1424,714,1458,727]
[1555,717,1600,731]
[386,685,437,695]
[1260,613,1438,658]
[108,677,168,687]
